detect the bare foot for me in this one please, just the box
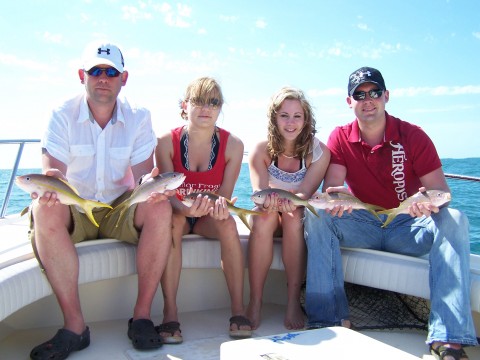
[341,319,352,329]
[246,300,262,330]
[284,302,305,330]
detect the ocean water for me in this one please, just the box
[1,158,480,254]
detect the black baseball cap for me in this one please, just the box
[348,67,386,96]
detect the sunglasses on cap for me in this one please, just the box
[85,67,121,77]
[352,89,384,101]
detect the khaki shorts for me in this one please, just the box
[29,191,139,270]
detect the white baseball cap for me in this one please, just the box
[82,42,124,72]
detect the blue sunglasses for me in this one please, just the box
[85,67,121,77]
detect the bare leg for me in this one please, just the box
[194,215,251,333]
[246,212,278,329]
[159,213,187,338]
[32,202,86,335]
[132,200,172,320]
[280,209,306,330]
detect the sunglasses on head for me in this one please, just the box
[352,89,384,101]
[85,67,121,77]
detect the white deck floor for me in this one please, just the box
[1,303,479,359]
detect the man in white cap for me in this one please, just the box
[28,41,172,359]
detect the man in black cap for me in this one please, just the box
[303,66,476,359]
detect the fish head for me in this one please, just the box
[181,193,197,206]
[164,172,186,190]
[427,190,452,207]
[180,192,216,207]
[250,190,267,205]
[307,192,327,205]
[15,174,44,193]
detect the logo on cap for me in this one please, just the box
[97,47,111,55]
[350,70,372,86]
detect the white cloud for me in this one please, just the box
[307,88,344,97]
[0,53,51,71]
[121,5,153,22]
[43,31,64,44]
[161,3,192,28]
[255,19,267,29]
[357,23,369,31]
[220,15,238,23]
[392,85,480,97]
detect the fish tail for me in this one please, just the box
[381,213,395,228]
[81,199,110,227]
[306,204,319,217]
[237,211,253,231]
[104,199,130,228]
[367,209,382,221]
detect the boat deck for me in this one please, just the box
[3,303,474,360]
[1,216,479,359]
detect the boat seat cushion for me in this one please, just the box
[1,233,479,322]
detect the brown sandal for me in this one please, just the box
[229,315,252,338]
[155,321,183,344]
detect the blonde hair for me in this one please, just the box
[180,77,224,120]
[267,86,317,159]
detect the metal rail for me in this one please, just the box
[0,139,40,218]
[445,173,480,182]
[0,140,479,217]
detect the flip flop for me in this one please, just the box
[229,315,252,338]
[155,321,183,344]
[30,327,90,360]
[127,318,163,350]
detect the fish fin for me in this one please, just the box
[58,178,81,196]
[242,209,263,216]
[306,204,319,217]
[20,206,30,217]
[238,212,252,231]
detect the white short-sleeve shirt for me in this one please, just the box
[42,94,156,204]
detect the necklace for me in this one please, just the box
[281,153,297,159]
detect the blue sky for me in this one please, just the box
[1,0,479,169]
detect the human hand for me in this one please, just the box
[185,193,213,217]
[408,187,439,218]
[324,186,353,217]
[145,189,176,203]
[32,169,65,207]
[261,193,279,213]
[277,198,296,213]
[211,196,230,220]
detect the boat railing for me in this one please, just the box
[0,139,41,218]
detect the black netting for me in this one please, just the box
[345,283,429,331]
[300,282,430,331]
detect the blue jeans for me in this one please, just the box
[304,207,478,346]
